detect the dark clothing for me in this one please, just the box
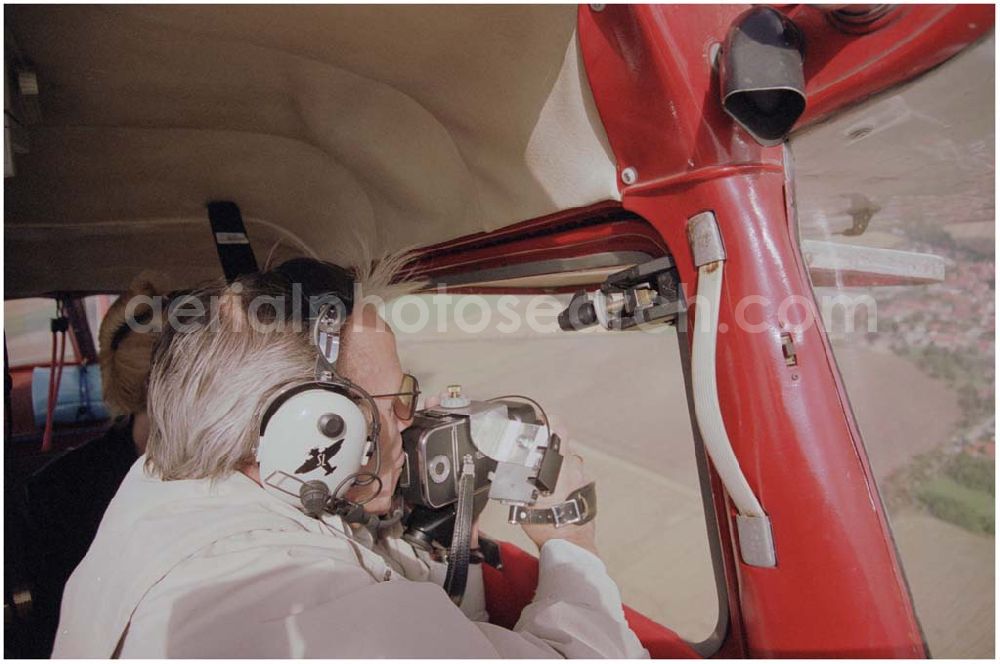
[20,416,139,656]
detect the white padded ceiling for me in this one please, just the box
[4,5,619,297]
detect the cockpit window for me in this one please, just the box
[790,35,994,659]
[4,295,116,367]
[391,292,723,646]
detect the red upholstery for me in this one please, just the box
[482,541,701,658]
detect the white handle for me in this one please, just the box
[691,260,766,519]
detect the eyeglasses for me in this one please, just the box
[370,373,421,421]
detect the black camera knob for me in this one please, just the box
[317,413,345,439]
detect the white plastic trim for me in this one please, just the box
[691,260,766,519]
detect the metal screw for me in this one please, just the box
[590,4,606,11]
[621,167,638,185]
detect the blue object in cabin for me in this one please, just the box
[31,365,110,427]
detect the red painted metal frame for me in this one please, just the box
[412,201,669,295]
[419,217,665,278]
[415,201,666,274]
[412,4,991,657]
[575,3,991,658]
[789,4,994,128]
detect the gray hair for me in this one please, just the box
[144,248,422,481]
[144,274,316,480]
[351,244,426,302]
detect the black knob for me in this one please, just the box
[558,290,599,331]
[299,480,330,518]
[318,413,345,438]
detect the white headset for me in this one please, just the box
[255,303,383,517]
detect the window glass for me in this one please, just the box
[393,293,721,643]
[791,36,994,658]
[4,298,78,366]
[84,294,118,350]
[4,295,119,367]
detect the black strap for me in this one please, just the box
[507,482,597,527]
[475,535,503,569]
[443,456,476,605]
[207,201,258,282]
[60,296,97,364]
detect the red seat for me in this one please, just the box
[483,541,701,658]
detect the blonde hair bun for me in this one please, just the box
[98,272,169,416]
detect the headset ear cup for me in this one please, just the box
[256,381,375,510]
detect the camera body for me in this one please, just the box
[398,395,562,550]
[397,401,502,509]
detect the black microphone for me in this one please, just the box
[299,480,331,517]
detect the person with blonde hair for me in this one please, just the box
[97,271,170,450]
[21,274,168,655]
[53,259,645,658]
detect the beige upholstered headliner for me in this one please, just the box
[4,5,619,297]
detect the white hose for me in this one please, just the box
[691,261,766,518]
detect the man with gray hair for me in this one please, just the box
[53,261,647,658]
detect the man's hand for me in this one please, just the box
[521,423,598,557]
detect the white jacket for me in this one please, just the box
[53,460,648,658]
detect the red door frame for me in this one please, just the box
[414,4,991,656]
[576,3,992,658]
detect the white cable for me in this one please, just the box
[691,260,766,518]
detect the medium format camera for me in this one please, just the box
[398,387,563,550]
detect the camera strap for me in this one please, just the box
[443,455,477,605]
[507,482,598,528]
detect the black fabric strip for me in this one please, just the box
[207,201,259,283]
